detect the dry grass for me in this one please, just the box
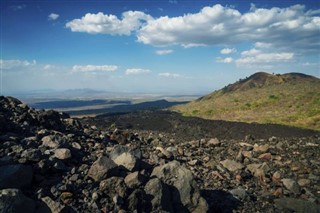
[172,80,320,131]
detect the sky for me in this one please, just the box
[1,0,319,95]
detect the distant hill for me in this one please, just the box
[172,72,320,130]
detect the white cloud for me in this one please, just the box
[0,59,36,70]
[66,11,153,36]
[43,64,55,70]
[169,0,178,4]
[220,48,236,54]
[236,48,294,67]
[155,49,174,55]
[216,57,234,63]
[48,13,59,21]
[10,5,26,11]
[254,42,272,49]
[72,65,118,72]
[158,72,181,78]
[137,4,320,52]
[125,68,151,75]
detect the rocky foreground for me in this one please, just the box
[0,96,320,213]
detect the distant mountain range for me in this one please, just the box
[172,72,320,130]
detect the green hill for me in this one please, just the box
[172,72,320,130]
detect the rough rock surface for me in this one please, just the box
[0,96,319,212]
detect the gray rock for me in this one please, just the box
[0,164,33,189]
[109,145,142,160]
[54,148,72,160]
[246,163,270,177]
[41,196,66,213]
[281,178,301,194]
[151,160,208,213]
[0,188,35,213]
[112,152,139,171]
[144,178,173,212]
[41,135,61,148]
[124,171,146,188]
[87,156,118,181]
[100,177,127,198]
[275,198,320,213]
[21,149,42,162]
[126,189,145,212]
[230,187,247,200]
[208,138,220,146]
[220,159,244,172]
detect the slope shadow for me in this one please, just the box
[68,99,188,115]
[201,189,241,213]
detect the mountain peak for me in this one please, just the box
[222,72,318,93]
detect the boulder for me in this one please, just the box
[0,164,33,189]
[87,156,118,182]
[144,178,173,212]
[54,148,72,160]
[124,171,146,188]
[99,177,127,198]
[0,188,35,213]
[151,160,208,213]
[112,152,139,171]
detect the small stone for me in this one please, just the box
[188,159,198,166]
[273,188,283,197]
[60,192,73,204]
[41,135,60,148]
[203,156,210,162]
[246,163,270,177]
[242,151,252,158]
[42,196,66,213]
[208,138,220,146]
[272,171,281,182]
[230,187,247,200]
[71,142,82,150]
[258,153,272,161]
[54,148,71,160]
[155,147,173,159]
[298,179,310,187]
[253,144,269,153]
[92,192,99,201]
[220,159,244,172]
[282,178,301,194]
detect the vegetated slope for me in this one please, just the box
[172,72,320,130]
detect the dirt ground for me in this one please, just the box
[81,110,319,140]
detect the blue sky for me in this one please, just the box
[1,0,319,95]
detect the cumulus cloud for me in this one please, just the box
[137,4,320,52]
[158,72,181,78]
[216,57,234,63]
[125,68,151,75]
[155,49,174,55]
[48,13,59,21]
[236,48,294,67]
[72,65,118,72]
[66,11,153,36]
[0,59,36,70]
[220,48,236,54]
